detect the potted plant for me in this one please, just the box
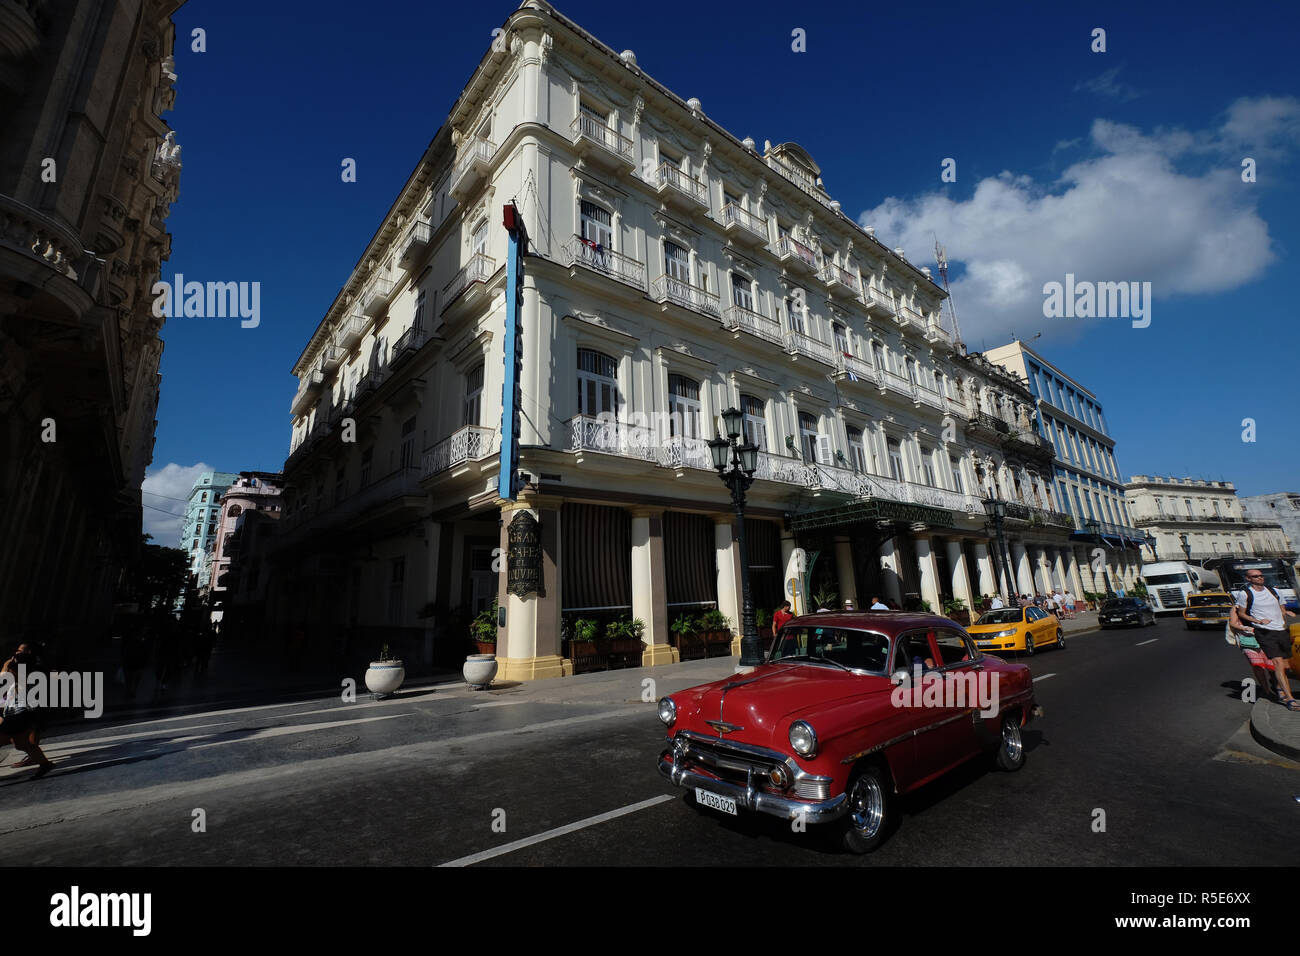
[605,616,645,668]
[469,599,498,655]
[755,607,771,631]
[365,642,405,699]
[942,596,970,626]
[570,617,600,656]
[699,608,732,656]
[671,613,703,661]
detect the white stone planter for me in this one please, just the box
[463,653,498,690]
[365,660,405,698]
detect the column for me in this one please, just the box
[878,536,903,605]
[1035,547,1054,594]
[1067,547,1086,598]
[946,538,976,613]
[972,540,996,599]
[498,497,567,681]
[421,518,441,667]
[1011,541,1034,597]
[1052,548,1068,595]
[834,536,858,609]
[916,536,942,613]
[632,508,674,666]
[714,516,742,637]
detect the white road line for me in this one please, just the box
[437,795,675,867]
[1135,638,1159,646]
[1031,673,1056,683]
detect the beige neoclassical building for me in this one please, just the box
[273,0,1112,679]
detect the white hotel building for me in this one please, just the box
[272,1,1113,679]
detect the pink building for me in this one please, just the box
[208,472,284,632]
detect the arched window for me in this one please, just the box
[577,348,620,417]
[667,374,701,439]
[740,395,767,450]
[833,322,849,356]
[228,505,243,518]
[871,341,886,371]
[887,438,904,481]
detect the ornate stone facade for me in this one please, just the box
[0,0,185,653]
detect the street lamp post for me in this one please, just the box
[1179,533,1191,563]
[709,408,761,667]
[1144,531,1159,563]
[984,497,1017,602]
[1085,518,1114,597]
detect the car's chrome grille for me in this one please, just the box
[794,777,831,800]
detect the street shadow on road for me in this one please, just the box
[0,725,271,786]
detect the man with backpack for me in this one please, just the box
[1233,570,1299,711]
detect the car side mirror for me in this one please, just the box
[891,668,910,686]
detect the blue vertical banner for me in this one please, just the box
[499,203,527,501]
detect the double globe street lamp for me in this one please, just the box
[708,408,761,667]
[983,497,1018,602]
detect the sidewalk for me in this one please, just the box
[1249,685,1300,763]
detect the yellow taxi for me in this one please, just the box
[1289,614,1300,676]
[967,604,1064,656]
[1183,590,1235,630]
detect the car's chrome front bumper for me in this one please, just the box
[658,749,849,825]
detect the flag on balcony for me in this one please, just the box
[843,352,858,382]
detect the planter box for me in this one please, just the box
[674,632,708,662]
[704,630,733,658]
[473,641,497,656]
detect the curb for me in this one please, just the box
[1249,700,1300,763]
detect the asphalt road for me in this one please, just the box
[4,615,1296,866]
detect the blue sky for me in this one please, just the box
[142,0,1300,540]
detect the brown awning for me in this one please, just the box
[664,511,715,606]
[562,503,631,610]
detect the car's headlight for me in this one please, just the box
[657,697,676,726]
[789,720,817,757]
[989,628,1017,638]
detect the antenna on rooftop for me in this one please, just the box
[934,237,964,349]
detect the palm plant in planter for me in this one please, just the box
[365,642,405,699]
[605,616,645,668]
[671,613,703,660]
[570,618,600,656]
[699,608,732,656]
[941,596,970,626]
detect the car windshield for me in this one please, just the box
[1189,594,1231,608]
[975,608,1023,625]
[1145,572,1190,585]
[769,625,890,673]
[1102,599,1140,610]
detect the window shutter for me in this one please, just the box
[816,434,832,464]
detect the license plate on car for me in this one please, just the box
[694,788,737,816]
[976,641,994,648]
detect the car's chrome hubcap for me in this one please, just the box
[1002,718,1023,762]
[849,776,884,836]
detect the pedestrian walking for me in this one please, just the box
[1233,570,1299,710]
[870,596,889,610]
[990,595,1005,610]
[0,649,55,777]
[1064,590,1076,619]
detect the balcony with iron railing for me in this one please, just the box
[776,235,817,272]
[361,276,395,316]
[389,327,426,368]
[290,369,324,416]
[652,275,721,319]
[442,252,497,312]
[880,369,916,399]
[569,415,659,465]
[655,162,708,210]
[914,384,943,410]
[925,324,953,345]
[721,202,768,244]
[821,263,860,296]
[766,156,833,209]
[319,343,344,371]
[834,351,877,385]
[449,137,497,200]
[562,235,646,291]
[333,312,368,350]
[785,330,836,367]
[571,114,634,167]
[398,219,432,266]
[421,425,498,479]
[723,304,782,345]
[898,303,925,329]
[865,285,897,317]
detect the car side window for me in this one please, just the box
[893,630,936,672]
[1025,607,1042,621]
[933,628,975,666]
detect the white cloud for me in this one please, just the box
[859,98,1295,344]
[141,462,212,547]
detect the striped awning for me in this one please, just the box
[664,511,715,605]
[562,503,631,610]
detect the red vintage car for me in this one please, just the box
[657,611,1041,852]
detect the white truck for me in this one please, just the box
[1140,561,1222,614]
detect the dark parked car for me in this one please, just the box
[1098,597,1156,628]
